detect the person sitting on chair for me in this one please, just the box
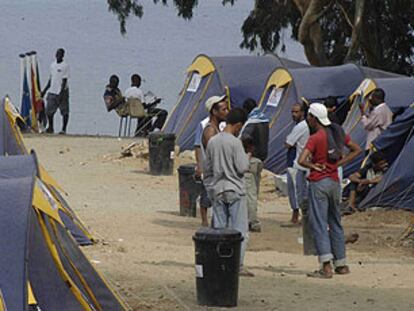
[103,74,125,113]
[124,74,168,136]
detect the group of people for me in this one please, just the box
[103,74,168,136]
[30,48,169,137]
[197,88,393,279]
[193,95,269,276]
[286,88,393,224]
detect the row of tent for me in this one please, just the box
[163,54,414,211]
[0,97,127,310]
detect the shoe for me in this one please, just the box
[334,265,350,275]
[59,130,66,135]
[307,269,333,279]
[46,127,54,134]
[239,267,255,277]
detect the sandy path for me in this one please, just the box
[25,135,414,310]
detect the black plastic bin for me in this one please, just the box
[148,133,176,175]
[177,164,201,217]
[193,227,243,307]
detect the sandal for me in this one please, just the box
[306,269,333,279]
[335,266,350,275]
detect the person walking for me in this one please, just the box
[240,98,269,232]
[298,103,361,278]
[285,103,309,224]
[41,48,69,134]
[195,95,229,226]
[204,108,253,276]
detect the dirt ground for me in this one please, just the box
[25,135,414,311]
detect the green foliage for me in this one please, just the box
[239,0,301,53]
[107,0,143,35]
[107,0,414,75]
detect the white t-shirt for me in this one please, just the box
[124,86,144,102]
[285,120,310,169]
[49,60,69,95]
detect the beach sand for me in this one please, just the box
[25,134,414,310]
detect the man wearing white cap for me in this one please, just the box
[298,103,360,278]
[194,95,229,226]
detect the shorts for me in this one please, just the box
[200,184,212,208]
[46,89,69,116]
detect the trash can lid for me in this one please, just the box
[148,132,176,140]
[177,164,196,174]
[193,227,243,242]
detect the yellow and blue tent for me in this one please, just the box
[0,153,128,310]
[163,54,307,151]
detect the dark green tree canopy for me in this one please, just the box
[107,0,414,75]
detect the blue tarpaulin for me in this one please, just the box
[360,106,414,210]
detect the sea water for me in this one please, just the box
[0,0,306,135]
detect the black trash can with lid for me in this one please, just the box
[193,227,243,307]
[177,164,201,217]
[148,133,175,175]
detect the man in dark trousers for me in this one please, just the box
[240,98,269,232]
[299,103,360,278]
[41,48,69,134]
[124,74,168,136]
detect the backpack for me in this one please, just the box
[326,124,346,163]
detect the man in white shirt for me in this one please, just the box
[359,88,393,153]
[124,74,167,136]
[124,74,145,103]
[285,103,310,224]
[41,48,69,134]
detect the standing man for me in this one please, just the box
[204,108,252,276]
[360,88,393,153]
[41,48,69,134]
[298,103,360,278]
[285,103,309,224]
[240,98,269,232]
[195,95,229,226]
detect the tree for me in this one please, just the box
[107,0,414,75]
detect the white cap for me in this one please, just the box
[309,103,331,126]
[205,95,226,112]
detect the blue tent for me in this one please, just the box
[0,154,128,310]
[0,155,35,310]
[359,105,414,210]
[0,97,93,245]
[260,64,369,173]
[163,54,307,151]
[342,77,414,176]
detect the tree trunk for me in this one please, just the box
[344,0,365,62]
[360,0,382,68]
[295,0,331,66]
